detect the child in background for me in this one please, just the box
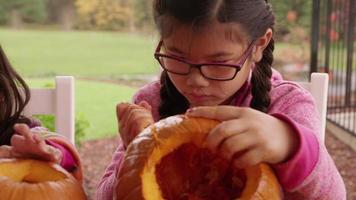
[0,46,83,181]
[96,0,346,199]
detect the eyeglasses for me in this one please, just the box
[154,40,255,81]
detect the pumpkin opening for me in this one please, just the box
[0,159,66,183]
[155,143,246,200]
[116,116,282,200]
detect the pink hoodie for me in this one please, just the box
[96,70,346,200]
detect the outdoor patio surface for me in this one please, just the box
[79,130,356,200]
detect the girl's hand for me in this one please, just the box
[7,124,62,163]
[116,101,154,147]
[0,145,12,158]
[186,106,299,168]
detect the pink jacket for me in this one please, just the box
[96,70,346,200]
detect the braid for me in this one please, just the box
[250,38,274,113]
[158,71,189,119]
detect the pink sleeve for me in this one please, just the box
[271,113,319,189]
[95,144,126,200]
[268,84,346,199]
[271,114,346,199]
[132,81,161,121]
[46,140,76,171]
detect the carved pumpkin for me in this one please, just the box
[0,159,87,200]
[116,115,282,200]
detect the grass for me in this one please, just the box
[1,29,155,141]
[0,28,160,77]
[27,78,137,140]
[0,28,318,77]
[319,44,356,70]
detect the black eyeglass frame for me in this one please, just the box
[154,40,255,81]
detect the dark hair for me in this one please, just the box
[0,46,31,145]
[154,0,275,118]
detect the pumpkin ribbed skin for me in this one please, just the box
[0,159,87,200]
[115,115,282,200]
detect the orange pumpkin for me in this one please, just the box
[116,115,282,200]
[0,159,87,200]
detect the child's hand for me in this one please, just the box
[8,124,62,163]
[0,145,12,158]
[116,101,154,147]
[186,106,299,168]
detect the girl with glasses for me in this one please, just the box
[97,0,345,199]
[0,46,83,182]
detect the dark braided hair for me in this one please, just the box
[0,46,32,145]
[153,0,275,118]
[251,38,274,112]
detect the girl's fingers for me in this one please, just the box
[0,145,12,158]
[205,119,246,152]
[49,148,62,163]
[186,106,244,121]
[219,133,256,161]
[10,134,26,150]
[233,148,263,169]
[40,145,62,163]
[13,124,32,141]
[32,133,44,144]
[7,127,59,162]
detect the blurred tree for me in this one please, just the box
[132,0,154,31]
[46,0,75,30]
[0,0,47,28]
[270,0,312,40]
[75,0,133,31]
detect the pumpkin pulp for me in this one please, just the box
[155,143,246,200]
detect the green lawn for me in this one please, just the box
[27,78,137,140]
[0,28,160,77]
[1,29,156,140]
